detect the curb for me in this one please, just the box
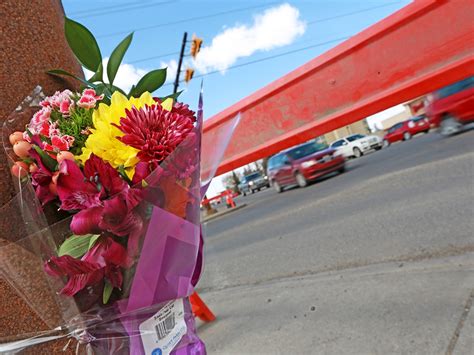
[202,204,247,223]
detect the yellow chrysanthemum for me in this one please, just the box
[77,91,156,176]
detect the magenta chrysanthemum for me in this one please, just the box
[115,103,195,164]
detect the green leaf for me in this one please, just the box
[65,18,102,72]
[21,157,33,165]
[108,84,127,96]
[130,68,167,97]
[94,83,126,100]
[88,234,100,250]
[48,69,97,88]
[160,90,183,101]
[94,83,112,99]
[58,234,100,259]
[108,33,133,85]
[103,280,114,304]
[32,145,58,172]
[88,62,103,83]
[117,165,132,184]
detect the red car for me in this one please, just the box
[267,141,345,193]
[426,76,474,136]
[383,115,430,146]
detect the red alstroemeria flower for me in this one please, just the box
[45,236,131,296]
[56,155,143,255]
[28,136,57,205]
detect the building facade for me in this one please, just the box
[322,119,371,144]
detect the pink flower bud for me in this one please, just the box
[29,163,38,173]
[9,131,24,145]
[57,151,75,163]
[11,161,29,178]
[13,141,32,158]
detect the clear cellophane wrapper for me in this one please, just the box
[0,87,239,354]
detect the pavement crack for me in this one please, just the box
[445,289,474,355]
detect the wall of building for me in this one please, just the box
[378,107,412,130]
[323,119,371,144]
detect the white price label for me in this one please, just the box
[139,299,187,355]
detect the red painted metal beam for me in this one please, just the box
[202,0,474,176]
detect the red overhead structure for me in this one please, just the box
[202,0,474,176]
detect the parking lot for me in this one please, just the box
[197,129,474,354]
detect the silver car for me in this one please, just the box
[238,172,270,195]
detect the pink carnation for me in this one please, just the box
[48,122,61,137]
[31,107,52,125]
[40,90,74,116]
[77,95,97,109]
[27,121,51,139]
[83,88,101,98]
[59,99,74,116]
[77,88,104,109]
[44,135,74,152]
[41,90,69,107]
[38,121,51,137]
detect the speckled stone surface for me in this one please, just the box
[0,0,83,352]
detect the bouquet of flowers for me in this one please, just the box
[0,18,238,354]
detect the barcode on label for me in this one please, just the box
[154,313,176,340]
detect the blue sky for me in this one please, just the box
[62,0,411,118]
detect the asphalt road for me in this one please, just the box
[197,129,474,354]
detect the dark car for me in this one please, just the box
[383,115,430,146]
[426,76,474,135]
[238,172,270,195]
[267,142,345,193]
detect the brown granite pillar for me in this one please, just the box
[0,0,83,352]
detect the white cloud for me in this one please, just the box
[84,58,147,93]
[194,3,306,74]
[159,59,178,83]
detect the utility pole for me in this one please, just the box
[173,32,188,95]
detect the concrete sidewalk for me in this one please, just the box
[196,254,474,354]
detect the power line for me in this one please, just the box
[97,2,278,39]
[69,1,154,15]
[129,51,180,64]
[308,1,402,24]
[129,34,314,65]
[162,36,351,87]
[72,0,176,20]
[194,37,351,78]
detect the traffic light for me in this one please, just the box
[184,68,194,83]
[190,34,203,58]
